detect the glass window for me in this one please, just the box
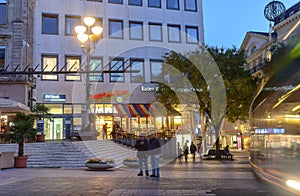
[44,104,63,114]
[0,48,5,69]
[150,60,163,82]
[130,59,144,83]
[42,55,58,80]
[90,57,103,82]
[42,14,58,35]
[148,0,161,8]
[149,23,162,41]
[168,24,181,42]
[65,56,81,81]
[129,21,143,40]
[87,0,102,2]
[108,0,123,4]
[186,26,199,43]
[0,1,7,24]
[184,0,197,11]
[65,15,80,36]
[167,0,179,10]
[129,0,142,6]
[109,19,123,39]
[73,104,82,114]
[64,104,72,114]
[73,118,82,131]
[110,58,124,82]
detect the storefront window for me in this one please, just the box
[73,104,82,114]
[155,117,163,130]
[64,104,72,114]
[73,118,82,131]
[44,104,63,114]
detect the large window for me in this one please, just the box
[129,21,143,40]
[110,58,124,82]
[130,59,144,83]
[168,24,181,43]
[186,26,199,43]
[109,19,123,39]
[129,0,142,6]
[184,0,197,11]
[148,0,161,8]
[108,0,123,4]
[149,23,162,41]
[65,56,81,81]
[0,1,7,24]
[90,57,103,82]
[42,14,58,35]
[42,55,58,80]
[150,60,163,82]
[65,15,81,36]
[0,48,4,69]
[167,0,179,10]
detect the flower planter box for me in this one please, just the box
[85,162,114,170]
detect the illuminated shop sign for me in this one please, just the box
[43,94,66,102]
[255,128,285,134]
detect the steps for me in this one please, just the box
[0,140,136,168]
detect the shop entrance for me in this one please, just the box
[44,118,64,140]
[95,116,113,140]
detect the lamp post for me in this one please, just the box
[75,17,103,130]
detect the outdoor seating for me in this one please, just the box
[0,151,15,169]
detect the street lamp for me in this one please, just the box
[75,16,103,130]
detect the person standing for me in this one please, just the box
[148,131,161,177]
[183,144,189,163]
[102,123,108,140]
[190,141,197,161]
[134,134,149,176]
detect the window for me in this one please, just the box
[110,58,124,82]
[149,23,162,41]
[186,26,198,43]
[129,0,142,6]
[42,14,58,35]
[65,56,81,81]
[167,0,179,10]
[64,104,72,114]
[0,1,7,24]
[130,59,144,83]
[108,0,122,4]
[65,15,81,36]
[150,60,163,82]
[129,21,143,40]
[148,0,161,8]
[90,57,103,82]
[0,48,4,69]
[109,19,123,39]
[168,24,181,42]
[184,0,197,11]
[87,0,102,2]
[42,55,58,80]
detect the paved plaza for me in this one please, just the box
[0,151,293,196]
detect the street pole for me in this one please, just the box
[85,26,91,128]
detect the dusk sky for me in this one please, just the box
[203,0,298,49]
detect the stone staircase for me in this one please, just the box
[0,140,136,168]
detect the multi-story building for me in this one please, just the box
[33,0,204,140]
[0,0,35,133]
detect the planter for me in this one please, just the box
[14,156,28,168]
[85,162,114,170]
[36,134,45,142]
[122,161,139,167]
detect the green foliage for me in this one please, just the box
[32,104,51,119]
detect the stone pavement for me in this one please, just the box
[0,151,293,196]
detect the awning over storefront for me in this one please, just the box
[113,104,181,118]
[0,98,31,114]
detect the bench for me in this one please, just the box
[0,151,15,169]
[203,149,233,160]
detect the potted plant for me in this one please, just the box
[5,112,37,168]
[122,156,139,167]
[32,104,51,142]
[85,158,115,170]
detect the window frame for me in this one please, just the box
[128,0,142,6]
[167,24,181,43]
[167,0,179,10]
[130,58,145,83]
[108,0,123,4]
[65,55,81,81]
[109,57,125,82]
[41,54,59,81]
[0,1,7,25]
[150,59,164,83]
[185,25,199,44]
[65,15,81,36]
[109,19,124,39]
[129,21,143,40]
[149,22,163,42]
[42,13,59,35]
[148,0,161,8]
[184,0,197,12]
[90,57,104,82]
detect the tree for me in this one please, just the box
[156,45,258,152]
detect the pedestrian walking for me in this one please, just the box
[134,133,149,176]
[102,123,108,140]
[183,143,189,163]
[197,142,203,162]
[148,131,161,177]
[190,142,197,161]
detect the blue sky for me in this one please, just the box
[203,0,298,49]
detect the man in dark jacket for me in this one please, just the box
[134,134,149,176]
[190,141,197,161]
[148,131,161,177]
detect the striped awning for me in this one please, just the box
[113,104,181,118]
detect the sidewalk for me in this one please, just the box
[0,150,289,196]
